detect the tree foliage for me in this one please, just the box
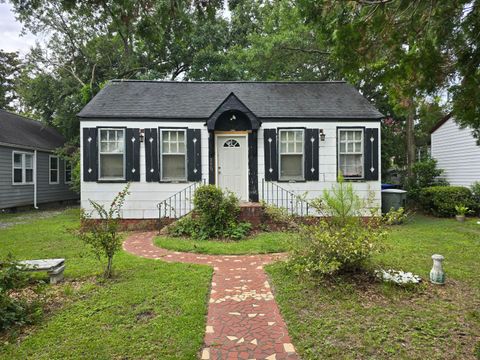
[0,50,22,110]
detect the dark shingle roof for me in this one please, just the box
[0,109,65,151]
[78,80,383,120]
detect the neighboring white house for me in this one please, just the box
[431,115,480,187]
[78,80,383,220]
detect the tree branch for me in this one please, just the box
[279,46,330,55]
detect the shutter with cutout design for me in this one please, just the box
[304,128,319,181]
[126,128,140,181]
[145,128,159,182]
[364,128,379,181]
[187,129,202,181]
[263,129,278,181]
[83,127,98,182]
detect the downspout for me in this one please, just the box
[33,150,38,209]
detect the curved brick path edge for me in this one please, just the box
[123,232,299,360]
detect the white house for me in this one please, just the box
[431,115,480,187]
[78,80,382,220]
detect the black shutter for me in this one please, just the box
[263,129,278,181]
[126,128,140,181]
[145,128,159,182]
[305,128,319,181]
[83,127,98,182]
[364,128,379,180]
[248,131,259,201]
[187,129,202,181]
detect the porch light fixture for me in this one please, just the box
[139,129,145,142]
[319,129,326,141]
[230,114,236,121]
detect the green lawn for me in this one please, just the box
[267,215,480,360]
[155,232,290,255]
[0,208,212,359]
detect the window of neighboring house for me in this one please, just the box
[160,129,186,181]
[338,129,364,179]
[49,155,59,184]
[12,151,34,184]
[65,160,72,184]
[99,128,125,180]
[279,129,304,181]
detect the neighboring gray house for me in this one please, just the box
[431,114,480,187]
[0,109,78,210]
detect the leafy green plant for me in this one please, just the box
[383,207,412,225]
[0,254,42,331]
[79,183,130,278]
[405,158,448,201]
[454,205,471,216]
[471,182,480,214]
[288,176,387,276]
[419,186,475,217]
[167,185,251,240]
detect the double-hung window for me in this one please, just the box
[160,129,186,181]
[12,151,33,184]
[99,128,125,180]
[279,129,304,181]
[338,129,364,179]
[65,160,72,184]
[49,156,59,184]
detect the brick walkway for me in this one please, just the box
[123,232,299,360]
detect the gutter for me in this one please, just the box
[33,150,38,209]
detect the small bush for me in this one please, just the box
[405,158,448,200]
[288,176,387,276]
[167,185,251,240]
[383,207,412,225]
[471,182,480,214]
[80,183,130,278]
[0,255,42,331]
[420,186,475,217]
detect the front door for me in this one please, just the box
[216,135,248,200]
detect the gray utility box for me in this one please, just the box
[381,189,407,214]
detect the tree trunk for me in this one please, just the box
[105,256,113,278]
[406,100,416,178]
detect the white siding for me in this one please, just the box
[81,120,381,218]
[259,122,381,214]
[431,117,480,187]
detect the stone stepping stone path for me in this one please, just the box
[124,232,299,360]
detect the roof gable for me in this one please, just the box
[207,92,260,130]
[78,80,383,120]
[0,109,65,151]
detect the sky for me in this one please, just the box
[0,2,38,56]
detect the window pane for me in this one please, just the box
[25,154,33,168]
[50,170,58,183]
[26,169,33,183]
[14,169,22,183]
[162,155,186,180]
[347,143,354,152]
[347,132,354,140]
[50,157,58,170]
[280,154,302,179]
[280,131,287,141]
[100,130,108,141]
[339,154,362,177]
[117,130,124,142]
[14,153,22,167]
[354,131,362,140]
[100,154,124,178]
[340,131,346,140]
[295,131,302,141]
[340,143,346,152]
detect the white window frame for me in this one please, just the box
[337,128,364,180]
[49,155,60,184]
[278,128,305,181]
[160,128,187,182]
[64,160,72,184]
[98,128,126,181]
[12,151,34,185]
